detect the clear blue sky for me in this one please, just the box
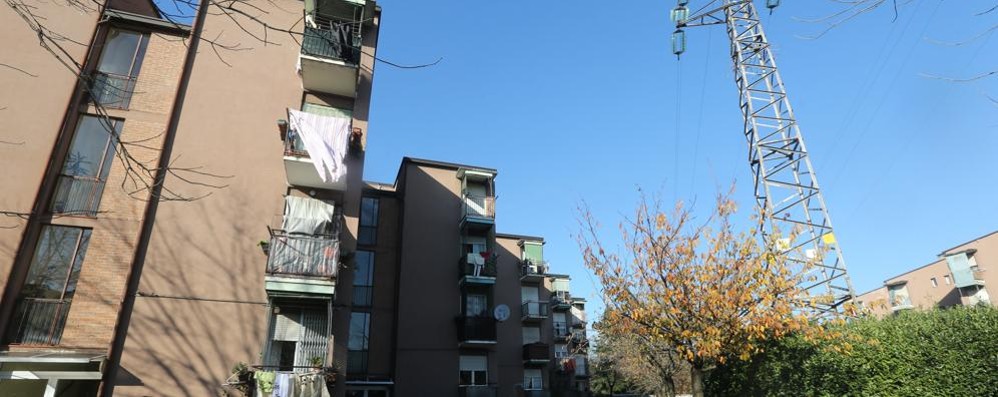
[361,0,997,318]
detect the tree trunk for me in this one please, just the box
[691,366,705,397]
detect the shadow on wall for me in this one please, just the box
[112,192,277,396]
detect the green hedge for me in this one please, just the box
[704,306,998,396]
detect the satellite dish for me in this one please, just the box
[494,304,510,322]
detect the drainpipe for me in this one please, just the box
[98,0,210,394]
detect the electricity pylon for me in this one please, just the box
[671,0,855,317]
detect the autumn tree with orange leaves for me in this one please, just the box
[579,191,843,397]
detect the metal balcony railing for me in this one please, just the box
[552,291,571,307]
[521,301,549,319]
[456,316,497,342]
[520,260,547,278]
[90,71,137,109]
[459,254,497,279]
[267,230,340,279]
[50,174,107,216]
[302,13,361,64]
[6,298,71,345]
[523,342,550,362]
[462,195,496,220]
[458,385,497,397]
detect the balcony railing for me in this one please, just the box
[570,314,586,329]
[523,342,550,362]
[90,71,137,109]
[459,386,497,397]
[460,253,498,280]
[456,316,497,342]
[520,260,547,281]
[521,301,549,320]
[6,298,71,345]
[462,195,496,220]
[284,130,310,158]
[50,174,107,216]
[302,13,361,65]
[267,230,340,279]
[552,291,571,309]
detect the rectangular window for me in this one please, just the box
[554,344,569,359]
[522,326,541,344]
[523,368,543,390]
[931,278,938,288]
[352,250,374,307]
[459,355,488,386]
[944,275,952,285]
[51,116,121,216]
[347,312,370,374]
[358,197,379,245]
[265,303,329,372]
[7,226,92,345]
[92,28,149,109]
[465,294,487,317]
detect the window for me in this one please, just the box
[352,250,374,307]
[51,116,121,216]
[931,278,938,288]
[6,226,92,345]
[265,303,329,372]
[92,28,149,109]
[347,312,370,374]
[358,197,379,245]
[887,284,911,308]
[459,355,488,386]
[523,368,543,390]
[944,275,952,285]
[554,344,569,359]
[522,326,541,344]
[466,294,487,317]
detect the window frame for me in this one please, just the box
[92,28,150,109]
[358,196,379,246]
[347,311,371,375]
[352,250,374,307]
[51,115,122,216]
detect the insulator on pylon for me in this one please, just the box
[766,0,781,10]
[677,0,689,6]
[670,6,689,23]
[672,29,686,58]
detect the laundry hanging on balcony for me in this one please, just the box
[287,108,350,184]
[283,196,337,235]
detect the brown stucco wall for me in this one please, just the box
[113,1,381,395]
[0,0,99,292]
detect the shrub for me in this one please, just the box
[705,306,998,396]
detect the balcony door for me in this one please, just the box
[521,286,540,316]
[265,303,329,371]
[465,182,488,217]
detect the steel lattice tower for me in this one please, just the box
[673,0,855,317]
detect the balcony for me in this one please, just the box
[521,301,549,322]
[570,314,587,329]
[890,296,913,312]
[6,298,71,345]
[459,253,497,285]
[90,71,136,109]
[265,229,340,295]
[282,129,348,191]
[520,259,547,283]
[553,322,569,341]
[299,10,362,97]
[50,174,107,216]
[569,329,588,347]
[461,195,495,232]
[523,342,550,365]
[456,316,497,346]
[551,291,572,310]
[458,386,497,397]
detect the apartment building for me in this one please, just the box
[1,1,590,397]
[0,0,381,395]
[853,231,996,317]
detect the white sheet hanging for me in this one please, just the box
[287,108,350,184]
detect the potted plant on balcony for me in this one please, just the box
[309,356,324,371]
[258,240,270,255]
[223,362,254,396]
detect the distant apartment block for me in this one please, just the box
[853,231,996,317]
